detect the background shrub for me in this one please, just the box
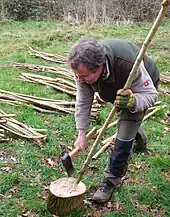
[0,0,169,22]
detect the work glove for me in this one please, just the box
[114,89,135,110]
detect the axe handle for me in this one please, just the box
[69,146,81,160]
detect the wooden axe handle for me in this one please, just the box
[69,146,81,160]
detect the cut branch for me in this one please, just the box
[28,46,68,64]
[92,132,117,160]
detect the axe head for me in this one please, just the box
[61,152,75,177]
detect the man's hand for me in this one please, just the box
[114,89,135,110]
[74,129,86,151]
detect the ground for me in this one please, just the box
[0,19,170,217]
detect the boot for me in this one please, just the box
[92,179,116,204]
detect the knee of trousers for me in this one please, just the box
[109,138,134,177]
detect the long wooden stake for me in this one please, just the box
[76,0,170,184]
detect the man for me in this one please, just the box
[68,36,159,204]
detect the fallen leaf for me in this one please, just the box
[22,211,38,217]
[163,127,170,133]
[138,204,150,212]
[151,186,158,191]
[164,171,170,180]
[9,185,20,194]
[44,158,58,167]
[42,158,62,173]
[55,129,60,134]
[87,210,103,217]
[107,202,124,213]
[17,202,27,214]
[0,151,18,164]
[37,191,48,200]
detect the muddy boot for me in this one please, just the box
[134,127,148,152]
[92,179,116,204]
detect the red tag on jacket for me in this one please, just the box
[144,81,149,87]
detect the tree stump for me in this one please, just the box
[47,177,86,216]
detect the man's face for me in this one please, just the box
[73,64,103,84]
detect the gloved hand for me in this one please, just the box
[114,89,135,110]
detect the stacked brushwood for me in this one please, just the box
[0,47,102,144]
[9,62,103,102]
[20,72,76,96]
[4,47,169,146]
[28,46,68,64]
[9,47,170,101]
[0,109,47,146]
[0,90,100,119]
[160,73,170,84]
[159,72,170,97]
[9,62,73,80]
[8,49,104,109]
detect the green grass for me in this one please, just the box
[0,19,170,217]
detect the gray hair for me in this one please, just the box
[68,36,105,72]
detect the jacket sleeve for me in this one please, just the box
[131,60,158,112]
[75,81,94,130]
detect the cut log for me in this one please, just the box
[47,177,86,216]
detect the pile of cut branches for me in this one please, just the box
[159,87,170,97]
[28,46,68,64]
[8,62,104,103]
[0,90,100,119]
[20,72,76,96]
[160,73,170,84]
[0,109,47,146]
[9,62,74,81]
[159,72,170,97]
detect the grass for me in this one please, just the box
[0,19,170,217]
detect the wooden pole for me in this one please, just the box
[76,0,170,184]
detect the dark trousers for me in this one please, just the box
[104,109,147,185]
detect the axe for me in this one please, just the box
[61,126,98,176]
[61,146,81,177]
